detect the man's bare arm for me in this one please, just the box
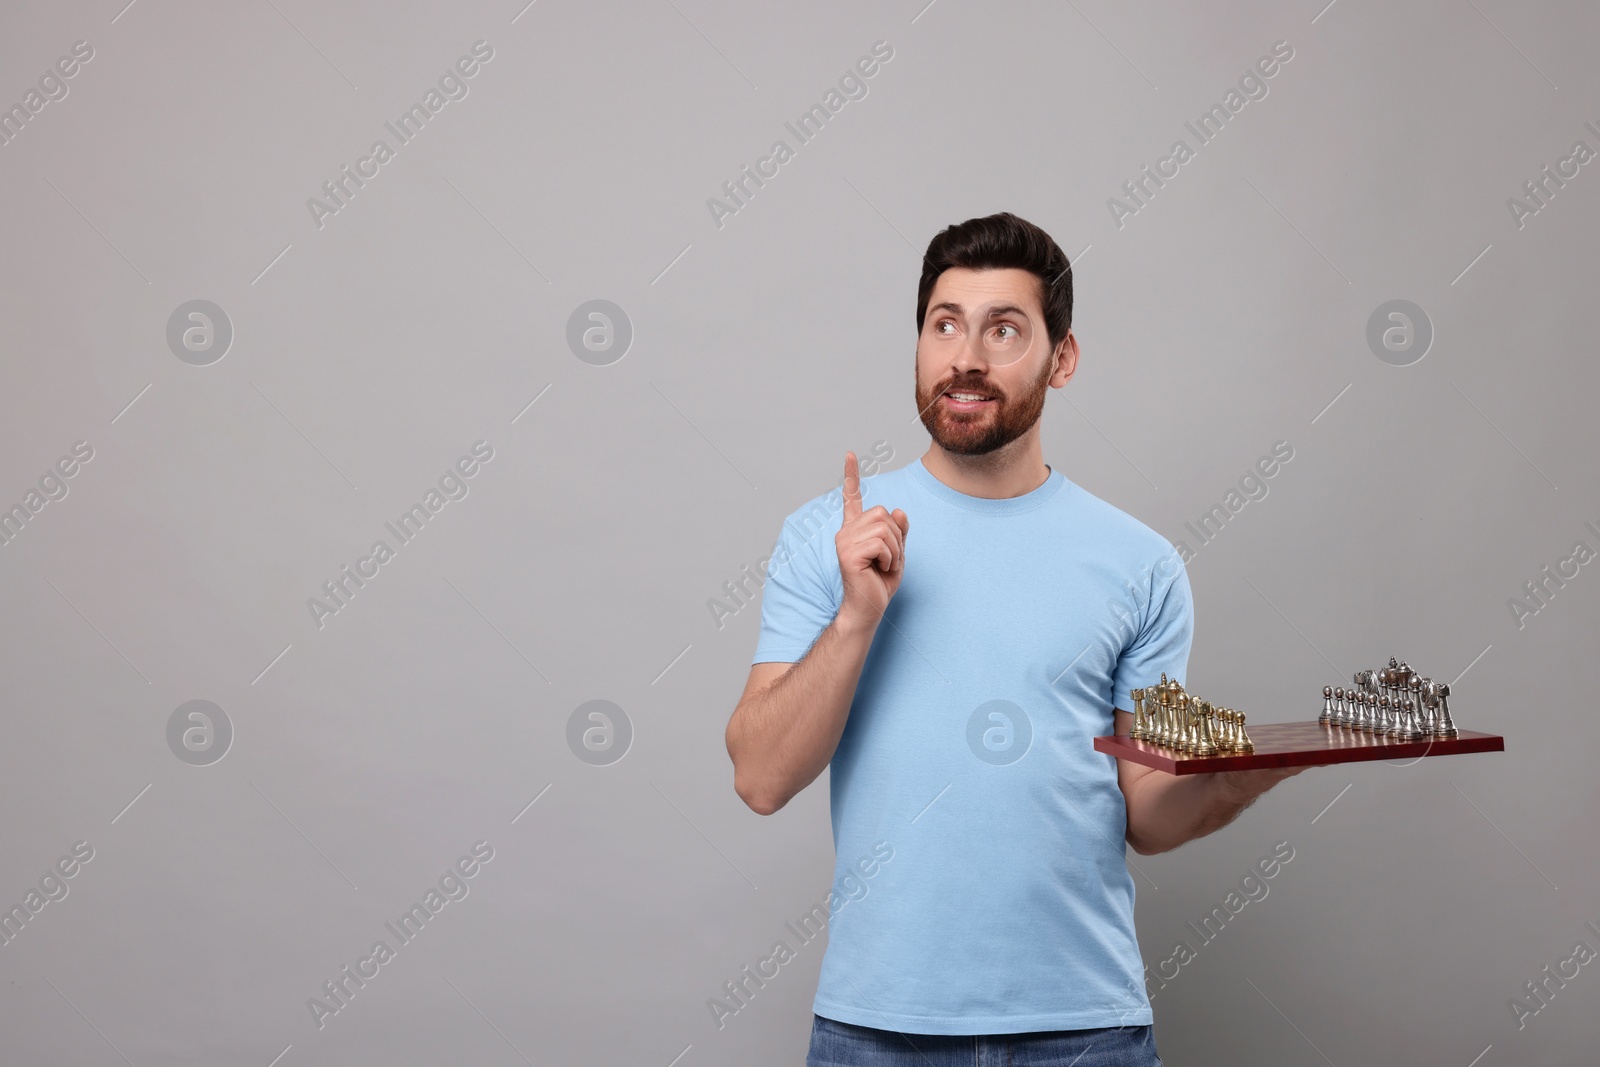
[725,612,880,815]
[1112,708,1307,854]
[727,450,910,816]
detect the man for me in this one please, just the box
[724,212,1304,1065]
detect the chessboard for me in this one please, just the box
[1094,721,1505,775]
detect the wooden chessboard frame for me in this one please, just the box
[1093,720,1505,775]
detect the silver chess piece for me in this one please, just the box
[1382,695,1402,736]
[1384,692,1408,737]
[1392,696,1424,740]
[1423,680,1459,738]
[1380,665,1405,717]
[1320,686,1335,727]
[1412,678,1435,735]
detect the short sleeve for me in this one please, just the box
[1110,557,1195,711]
[752,516,841,664]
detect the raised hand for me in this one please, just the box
[835,451,910,628]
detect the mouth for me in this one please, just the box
[942,389,996,412]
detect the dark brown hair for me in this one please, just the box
[915,212,1073,352]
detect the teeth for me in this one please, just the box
[948,393,990,401]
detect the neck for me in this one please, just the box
[921,431,1050,499]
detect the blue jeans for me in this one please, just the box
[806,1013,1163,1066]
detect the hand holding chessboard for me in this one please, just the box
[1094,659,1505,775]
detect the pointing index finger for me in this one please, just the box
[843,451,862,520]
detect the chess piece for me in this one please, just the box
[1131,686,1148,741]
[1232,709,1254,752]
[1156,679,1174,747]
[1332,686,1349,728]
[1192,699,1219,756]
[1383,694,1406,737]
[1425,680,1459,738]
[1417,678,1438,735]
[1172,692,1187,752]
[1351,670,1377,728]
[1179,693,1198,753]
[1389,664,1411,715]
[1320,686,1335,727]
[1396,697,1424,740]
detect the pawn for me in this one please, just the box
[1233,709,1255,752]
[1332,686,1349,728]
[1409,675,1428,733]
[1320,685,1335,727]
[1394,696,1423,740]
[1218,709,1237,751]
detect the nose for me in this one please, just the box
[949,328,991,376]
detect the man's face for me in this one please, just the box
[914,267,1067,456]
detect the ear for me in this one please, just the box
[1050,331,1079,387]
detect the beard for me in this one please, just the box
[915,354,1053,456]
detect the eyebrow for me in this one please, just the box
[929,301,1029,319]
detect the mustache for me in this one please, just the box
[912,376,1003,427]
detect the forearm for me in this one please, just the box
[1124,769,1284,855]
[728,611,878,814]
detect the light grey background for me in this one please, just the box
[1,1,1595,1064]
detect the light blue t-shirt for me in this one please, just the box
[752,456,1194,1034]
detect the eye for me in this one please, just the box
[991,324,1018,340]
[934,320,955,335]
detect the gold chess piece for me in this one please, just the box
[1156,676,1175,747]
[1191,699,1219,756]
[1232,708,1254,752]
